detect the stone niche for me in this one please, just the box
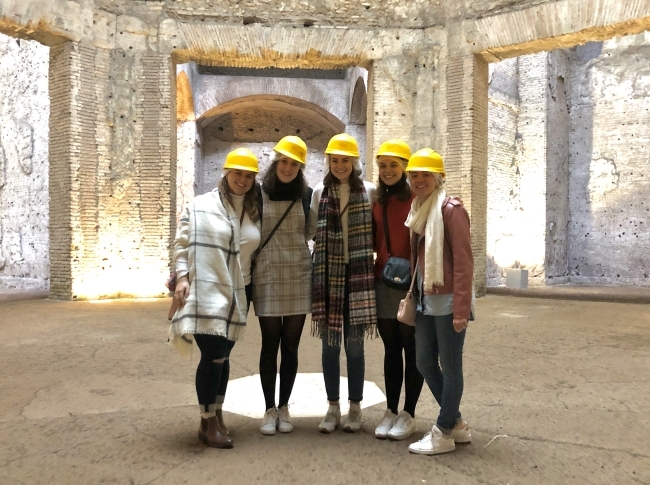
[176,63,368,220]
[0,33,50,290]
[487,32,650,287]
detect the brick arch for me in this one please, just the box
[197,94,346,135]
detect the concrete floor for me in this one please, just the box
[1,295,649,485]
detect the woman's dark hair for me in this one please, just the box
[377,173,411,205]
[323,155,364,192]
[219,173,259,222]
[262,156,307,199]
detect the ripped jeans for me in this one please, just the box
[194,284,251,412]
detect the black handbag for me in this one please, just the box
[381,203,411,290]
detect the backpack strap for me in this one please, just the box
[302,187,313,224]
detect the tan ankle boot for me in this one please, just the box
[205,416,233,449]
[216,409,229,435]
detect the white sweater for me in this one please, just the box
[230,194,261,285]
[307,181,376,262]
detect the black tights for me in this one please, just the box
[377,318,424,417]
[259,314,306,410]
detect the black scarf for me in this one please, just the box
[264,174,305,201]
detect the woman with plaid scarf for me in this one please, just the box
[307,133,377,433]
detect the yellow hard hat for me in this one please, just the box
[223,147,259,173]
[274,136,307,164]
[325,133,359,158]
[376,139,411,161]
[405,148,445,175]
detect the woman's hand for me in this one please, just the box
[174,276,190,307]
[452,317,468,333]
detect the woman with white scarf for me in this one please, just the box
[170,148,261,449]
[404,148,475,456]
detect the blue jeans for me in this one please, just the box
[415,312,465,432]
[321,270,365,403]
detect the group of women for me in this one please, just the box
[168,132,474,456]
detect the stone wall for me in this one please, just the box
[1,0,649,298]
[568,32,650,286]
[487,32,650,287]
[0,34,49,290]
[195,67,366,195]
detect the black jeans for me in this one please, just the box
[194,284,251,412]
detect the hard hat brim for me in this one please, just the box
[223,164,259,173]
[275,148,306,164]
[325,149,360,157]
[376,153,409,161]
[405,167,446,174]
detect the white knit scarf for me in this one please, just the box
[404,187,446,289]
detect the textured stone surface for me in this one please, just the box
[1,0,650,297]
[568,33,650,286]
[0,35,49,290]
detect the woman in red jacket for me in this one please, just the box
[372,140,424,441]
[404,148,474,456]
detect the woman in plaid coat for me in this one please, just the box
[169,148,261,449]
[307,133,377,434]
[252,136,313,436]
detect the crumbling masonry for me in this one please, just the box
[1,0,649,299]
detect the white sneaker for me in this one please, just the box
[342,402,362,433]
[387,410,416,441]
[451,420,472,443]
[277,405,294,433]
[374,409,397,439]
[260,407,278,436]
[319,404,341,434]
[408,425,456,455]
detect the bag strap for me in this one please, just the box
[339,200,351,218]
[257,198,298,255]
[382,203,392,256]
[407,235,420,294]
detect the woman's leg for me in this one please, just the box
[400,321,424,417]
[194,334,230,412]
[194,334,233,447]
[258,316,282,410]
[414,313,444,406]
[434,314,465,433]
[278,314,306,408]
[321,337,341,402]
[376,318,403,415]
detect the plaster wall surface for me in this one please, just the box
[0,33,49,290]
[568,32,650,286]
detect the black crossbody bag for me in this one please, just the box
[381,203,411,291]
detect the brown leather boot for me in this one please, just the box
[216,409,229,435]
[205,416,233,449]
[198,417,209,443]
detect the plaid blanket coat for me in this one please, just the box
[169,189,253,356]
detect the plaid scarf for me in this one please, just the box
[312,184,377,346]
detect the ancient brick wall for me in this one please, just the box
[2,0,650,298]
[0,34,50,290]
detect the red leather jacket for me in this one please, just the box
[410,197,474,320]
